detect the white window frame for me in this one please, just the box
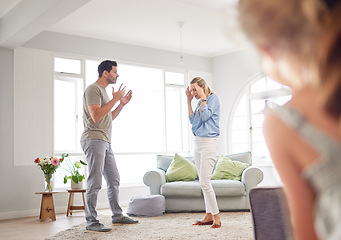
[228,72,292,166]
[53,56,85,156]
[53,56,86,189]
[164,69,189,154]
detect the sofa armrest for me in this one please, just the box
[143,169,166,195]
[241,166,264,186]
[241,166,264,209]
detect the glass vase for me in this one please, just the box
[44,173,53,192]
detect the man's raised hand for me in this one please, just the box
[121,90,132,106]
[112,83,126,102]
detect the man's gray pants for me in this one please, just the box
[81,139,123,226]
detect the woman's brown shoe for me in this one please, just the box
[211,222,221,228]
[193,220,214,225]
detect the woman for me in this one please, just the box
[185,77,221,229]
[239,0,341,239]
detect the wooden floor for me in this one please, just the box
[0,208,113,240]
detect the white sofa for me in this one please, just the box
[143,151,263,212]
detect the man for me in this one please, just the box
[81,60,137,232]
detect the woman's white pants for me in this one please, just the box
[194,136,219,215]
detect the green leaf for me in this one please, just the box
[71,175,79,183]
[63,175,69,184]
[80,160,87,166]
[74,161,81,169]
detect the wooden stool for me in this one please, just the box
[35,192,58,221]
[66,189,86,216]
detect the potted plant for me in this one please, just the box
[61,153,87,189]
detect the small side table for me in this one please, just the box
[35,191,58,221]
[66,188,86,216]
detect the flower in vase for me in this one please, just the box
[34,156,64,175]
[34,154,65,191]
[52,157,60,166]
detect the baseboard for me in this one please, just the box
[0,201,127,221]
[0,209,39,221]
[0,206,70,221]
[0,184,141,220]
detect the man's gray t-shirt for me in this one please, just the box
[81,82,112,143]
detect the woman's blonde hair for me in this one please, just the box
[190,77,214,98]
[239,0,341,121]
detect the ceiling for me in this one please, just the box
[0,0,249,57]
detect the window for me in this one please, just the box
[109,64,165,153]
[54,57,85,188]
[231,95,250,154]
[55,57,82,74]
[54,57,190,186]
[165,71,185,85]
[54,78,84,152]
[54,57,84,154]
[230,75,292,165]
[165,71,189,152]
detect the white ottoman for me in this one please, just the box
[127,195,165,217]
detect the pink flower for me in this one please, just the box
[52,157,59,166]
[34,158,39,163]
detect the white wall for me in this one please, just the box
[14,48,54,166]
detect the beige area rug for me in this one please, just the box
[45,211,253,240]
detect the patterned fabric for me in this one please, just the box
[270,104,341,240]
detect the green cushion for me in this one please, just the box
[211,155,250,181]
[166,153,198,182]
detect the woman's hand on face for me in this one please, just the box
[186,86,193,101]
[194,83,206,99]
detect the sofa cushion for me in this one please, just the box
[212,155,250,181]
[226,151,252,165]
[165,153,198,182]
[161,181,202,197]
[157,155,174,172]
[161,180,246,197]
[211,180,246,196]
[157,154,195,172]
